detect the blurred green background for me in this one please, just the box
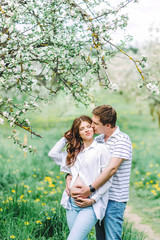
[0,89,160,240]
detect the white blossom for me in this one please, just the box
[0,78,4,84]
[25,119,30,125]
[1,34,8,43]
[146,83,159,95]
[8,116,15,122]
[0,60,5,66]
[23,148,28,153]
[16,111,20,115]
[3,111,9,118]
[21,85,26,90]
[10,122,14,127]
[111,83,119,91]
[0,118,4,125]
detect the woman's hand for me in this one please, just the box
[75,197,95,208]
[65,174,72,196]
[64,130,72,140]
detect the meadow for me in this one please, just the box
[0,92,160,239]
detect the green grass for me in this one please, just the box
[1,91,159,239]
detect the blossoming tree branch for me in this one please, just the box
[0,0,151,152]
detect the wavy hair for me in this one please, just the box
[64,115,92,167]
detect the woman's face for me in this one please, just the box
[79,121,94,141]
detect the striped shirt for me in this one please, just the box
[95,126,132,202]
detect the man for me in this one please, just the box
[66,105,132,240]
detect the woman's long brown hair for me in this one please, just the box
[64,115,92,167]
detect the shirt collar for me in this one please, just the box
[95,126,120,143]
[82,140,97,152]
[110,126,120,137]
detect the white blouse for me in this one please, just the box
[48,137,112,220]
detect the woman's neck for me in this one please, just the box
[83,139,94,149]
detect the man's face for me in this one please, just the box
[92,115,106,134]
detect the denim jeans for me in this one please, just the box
[95,200,126,240]
[66,197,98,240]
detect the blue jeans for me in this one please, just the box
[66,198,98,240]
[95,200,126,240]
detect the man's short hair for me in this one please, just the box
[92,105,117,127]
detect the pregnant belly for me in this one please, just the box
[70,175,86,195]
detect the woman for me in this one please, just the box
[48,115,112,240]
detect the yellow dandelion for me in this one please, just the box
[10,236,15,239]
[150,180,153,183]
[49,184,55,188]
[24,185,29,189]
[33,175,37,177]
[146,172,151,176]
[44,191,48,194]
[12,190,15,193]
[0,208,3,211]
[149,164,153,167]
[47,217,50,220]
[24,221,29,225]
[42,203,46,206]
[151,190,156,193]
[132,143,137,149]
[158,174,160,178]
[8,197,13,201]
[35,199,40,202]
[51,208,55,211]
[45,213,48,216]
[28,190,32,193]
[56,176,60,179]
[20,195,24,199]
[36,220,42,224]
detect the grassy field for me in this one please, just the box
[0,92,159,239]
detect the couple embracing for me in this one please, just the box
[48,105,132,240]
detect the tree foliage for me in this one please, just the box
[0,0,149,151]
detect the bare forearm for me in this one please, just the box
[92,166,116,190]
[92,157,123,190]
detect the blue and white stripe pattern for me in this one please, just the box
[95,127,132,202]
